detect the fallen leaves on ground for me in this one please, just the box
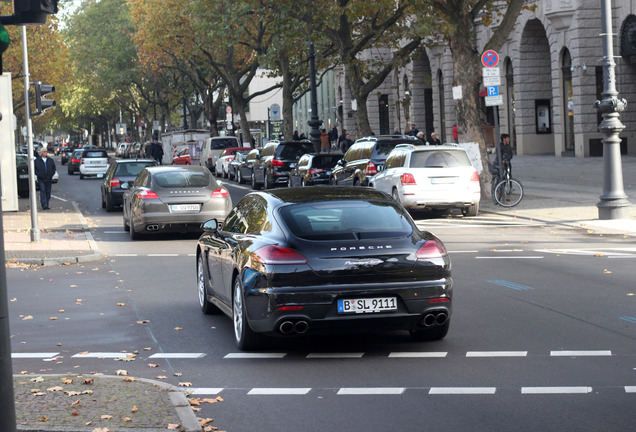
[178,382,192,387]
[131,405,138,413]
[604,269,613,274]
[174,327,183,331]
[167,425,181,430]
[123,377,135,382]
[148,363,159,368]
[116,370,128,376]
[62,378,73,384]
[47,386,64,392]
[100,414,113,420]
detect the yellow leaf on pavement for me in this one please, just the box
[131,405,138,413]
[100,414,113,420]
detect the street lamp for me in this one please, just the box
[594,0,630,219]
[307,43,322,151]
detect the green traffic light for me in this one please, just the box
[0,24,9,54]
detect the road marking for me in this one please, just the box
[429,387,497,395]
[625,386,636,393]
[466,351,528,357]
[337,387,405,395]
[148,353,206,359]
[448,250,479,254]
[620,316,636,324]
[51,195,68,202]
[147,254,180,257]
[388,352,448,358]
[248,388,311,395]
[488,280,534,291]
[72,352,131,358]
[477,256,544,259]
[188,253,196,257]
[307,353,364,359]
[550,350,612,357]
[224,353,287,359]
[188,388,224,395]
[111,253,138,257]
[104,231,127,234]
[12,352,59,359]
[521,387,592,394]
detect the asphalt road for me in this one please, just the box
[9,159,636,431]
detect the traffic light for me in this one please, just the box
[33,81,55,115]
[12,0,58,25]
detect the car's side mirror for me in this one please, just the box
[201,219,218,232]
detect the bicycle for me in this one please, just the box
[490,161,523,207]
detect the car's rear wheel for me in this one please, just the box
[233,278,262,350]
[391,188,401,204]
[79,173,84,179]
[410,319,450,342]
[236,170,243,184]
[462,202,479,217]
[123,212,130,231]
[263,172,270,190]
[105,194,115,212]
[101,194,106,209]
[198,254,220,314]
[129,218,142,240]
[251,172,261,190]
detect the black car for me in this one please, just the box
[227,151,248,181]
[288,153,341,187]
[100,159,158,212]
[250,140,314,190]
[196,187,452,350]
[235,148,261,185]
[60,148,73,165]
[16,154,30,198]
[331,135,420,186]
[67,149,84,175]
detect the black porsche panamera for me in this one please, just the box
[196,186,452,350]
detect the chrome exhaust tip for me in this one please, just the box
[294,320,309,334]
[146,224,159,231]
[423,314,436,327]
[436,313,448,326]
[279,321,294,335]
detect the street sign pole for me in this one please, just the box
[22,26,39,242]
[481,50,503,178]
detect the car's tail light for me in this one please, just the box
[271,159,284,167]
[80,158,85,165]
[276,305,304,311]
[110,178,120,188]
[211,187,229,198]
[208,158,213,165]
[416,239,448,259]
[400,173,416,185]
[135,190,159,200]
[230,156,235,161]
[470,170,479,183]
[251,245,308,265]
[308,168,324,175]
[429,298,450,303]
[71,158,80,164]
[107,159,110,165]
[365,162,377,176]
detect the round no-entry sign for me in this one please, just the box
[481,50,499,68]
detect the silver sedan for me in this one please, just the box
[122,165,232,240]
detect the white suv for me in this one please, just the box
[369,144,481,216]
[79,149,110,179]
[200,136,241,172]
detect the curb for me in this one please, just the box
[14,374,201,432]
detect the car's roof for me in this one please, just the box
[115,159,156,164]
[262,186,392,205]
[145,165,209,174]
[399,145,467,153]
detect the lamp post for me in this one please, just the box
[594,0,630,219]
[307,43,322,151]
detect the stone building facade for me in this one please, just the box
[335,0,636,157]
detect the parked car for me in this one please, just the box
[16,154,29,197]
[331,135,420,186]
[251,140,314,190]
[200,136,241,172]
[100,159,158,212]
[214,147,252,178]
[195,186,452,350]
[79,148,110,179]
[172,147,191,165]
[67,149,84,175]
[60,148,73,165]
[122,165,232,240]
[115,143,128,158]
[235,148,261,184]
[370,144,481,216]
[287,153,341,187]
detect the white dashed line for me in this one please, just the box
[248,388,311,395]
[625,386,636,393]
[147,254,180,257]
[550,350,612,357]
[429,387,497,395]
[72,352,131,358]
[189,388,224,395]
[388,352,448,358]
[337,387,405,395]
[466,351,528,357]
[148,353,206,359]
[306,353,364,359]
[475,256,544,259]
[224,353,287,359]
[111,253,138,257]
[521,387,593,394]
[104,231,127,234]
[12,352,59,359]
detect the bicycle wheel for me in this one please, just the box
[494,178,523,207]
[491,178,500,205]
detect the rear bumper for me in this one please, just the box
[133,210,228,233]
[400,192,480,209]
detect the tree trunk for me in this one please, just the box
[279,56,295,141]
[344,62,373,137]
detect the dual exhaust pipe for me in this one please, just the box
[278,320,309,335]
[422,312,448,327]
[146,224,159,231]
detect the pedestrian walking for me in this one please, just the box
[34,147,56,210]
[151,142,164,164]
[338,129,348,152]
[330,126,338,149]
[406,123,419,137]
[341,134,353,153]
[429,132,442,146]
[320,129,330,153]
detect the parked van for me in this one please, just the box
[200,136,241,172]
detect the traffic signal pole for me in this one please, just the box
[22,25,39,241]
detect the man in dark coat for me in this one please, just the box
[34,147,56,210]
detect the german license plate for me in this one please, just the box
[337,297,397,314]
[171,204,200,212]
[19,174,28,179]
[97,173,104,178]
[431,177,456,184]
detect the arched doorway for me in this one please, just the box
[505,58,517,152]
[561,49,575,155]
[411,48,433,138]
[437,69,446,143]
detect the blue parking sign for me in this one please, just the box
[487,86,499,96]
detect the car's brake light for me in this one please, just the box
[276,305,304,311]
[271,159,284,167]
[136,190,159,200]
[110,178,120,188]
[365,162,377,176]
[308,168,324,174]
[416,239,448,259]
[107,159,110,165]
[470,170,479,182]
[80,158,85,165]
[401,173,416,185]
[71,159,80,164]
[252,245,308,265]
[211,187,229,198]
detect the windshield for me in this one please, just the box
[279,200,413,241]
[209,139,238,150]
[279,143,315,160]
[115,162,155,176]
[154,170,213,188]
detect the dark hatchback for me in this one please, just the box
[331,135,420,186]
[61,148,73,165]
[251,141,314,190]
[100,159,158,211]
[67,149,84,175]
[196,187,452,350]
[288,153,341,187]
[16,154,30,198]
[235,148,261,185]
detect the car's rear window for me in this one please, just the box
[312,155,341,168]
[115,162,155,176]
[371,141,406,161]
[16,156,28,169]
[84,151,108,158]
[410,150,472,168]
[154,170,213,188]
[279,143,315,160]
[209,139,238,150]
[279,200,413,241]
